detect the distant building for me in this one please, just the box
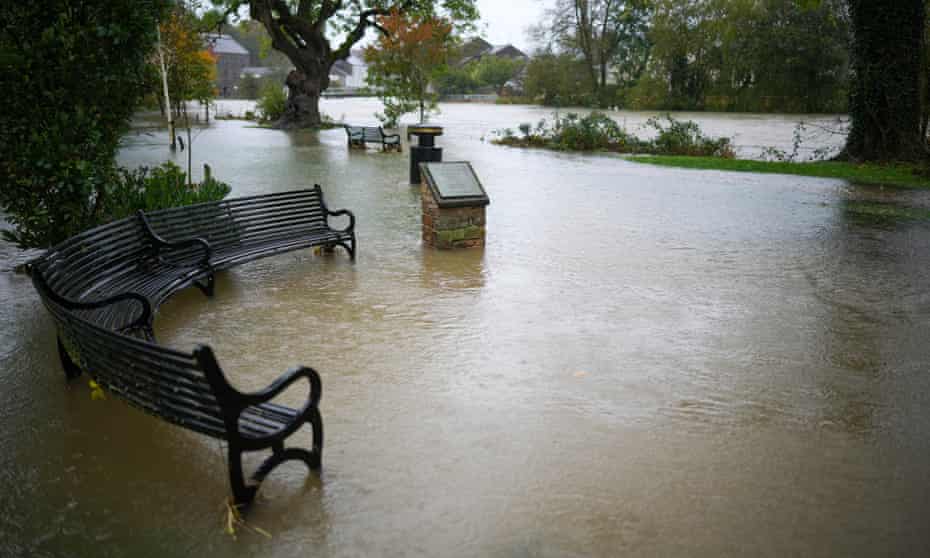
[330,50,368,89]
[457,39,528,66]
[206,34,250,97]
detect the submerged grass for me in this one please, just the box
[625,155,930,189]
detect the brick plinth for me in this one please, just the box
[421,181,486,249]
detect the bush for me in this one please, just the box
[104,162,230,219]
[492,112,732,158]
[0,0,169,248]
[646,116,735,158]
[256,82,287,123]
[552,112,642,151]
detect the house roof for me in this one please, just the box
[490,44,528,58]
[206,34,249,56]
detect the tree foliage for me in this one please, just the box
[631,0,848,113]
[471,56,523,94]
[531,0,849,113]
[523,51,594,106]
[843,0,925,161]
[543,0,651,106]
[218,0,478,128]
[159,9,217,114]
[364,11,454,125]
[0,0,168,247]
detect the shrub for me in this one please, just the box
[492,112,732,158]
[646,115,735,158]
[552,112,642,151]
[103,162,230,219]
[0,0,169,248]
[256,82,287,123]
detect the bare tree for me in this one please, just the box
[545,0,651,105]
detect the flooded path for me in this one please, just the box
[1,102,928,556]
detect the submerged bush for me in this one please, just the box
[104,162,231,218]
[492,112,733,158]
[646,116,735,158]
[256,82,287,123]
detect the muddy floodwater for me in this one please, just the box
[1,101,929,557]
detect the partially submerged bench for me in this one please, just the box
[27,187,356,506]
[344,125,401,151]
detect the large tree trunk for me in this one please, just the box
[277,69,325,129]
[844,0,926,161]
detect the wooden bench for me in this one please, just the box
[344,124,401,151]
[27,187,355,506]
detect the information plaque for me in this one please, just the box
[420,162,490,208]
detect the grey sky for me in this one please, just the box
[475,0,548,52]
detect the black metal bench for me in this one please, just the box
[27,187,355,506]
[344,124,401,151]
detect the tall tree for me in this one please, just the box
[220,0,478,129]
[544,0,651,106]
[364,11,454,124]
[843,0,926,161]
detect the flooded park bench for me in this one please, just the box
[26,187,357,506]
[344,124,402,151]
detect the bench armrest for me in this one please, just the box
[239,366,322,408]
[136,210,213,268]
[32,269,152,330]
[380,129,400,142]
[313,184,355,233]
[326,208,355,233]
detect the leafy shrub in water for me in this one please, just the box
[104,162,231,218]
[493,112,733,158]
[256,82,287,123]
[646,115,735,158]
[553,112,642,151]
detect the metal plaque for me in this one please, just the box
[421,162,490,207]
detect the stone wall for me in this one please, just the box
[421,181,486,249]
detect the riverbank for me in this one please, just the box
[625,156,930,188]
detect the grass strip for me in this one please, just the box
[625,155,930,188]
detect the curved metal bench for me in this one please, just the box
[27,187,355,506]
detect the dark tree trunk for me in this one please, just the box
[277,69,326,129]
[844,0,926,161]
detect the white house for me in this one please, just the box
[330,50,368,89]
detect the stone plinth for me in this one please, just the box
[420,161,489,249]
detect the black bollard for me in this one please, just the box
[408,124,443,184]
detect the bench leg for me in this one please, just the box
[228,445,258,507]
[251,411,323,486]
[194,273,215,297]
[57,335,83,380]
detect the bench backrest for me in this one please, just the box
[362,127,384,142]
[141,188,330,257]
[50,298,228,437]
[32,217,152,302]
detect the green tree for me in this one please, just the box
[0,0,168,248]
[364,10,455,125]
[472,56,523,94]
[542,0,651,106]
[159,8,217,117]
[523,50,594,106]
[218,0,478,129]
[843,0,925,161]
[434,64,480,95]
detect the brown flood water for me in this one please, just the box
[1,100,928,557]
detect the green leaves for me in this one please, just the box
[0,0,170,248]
